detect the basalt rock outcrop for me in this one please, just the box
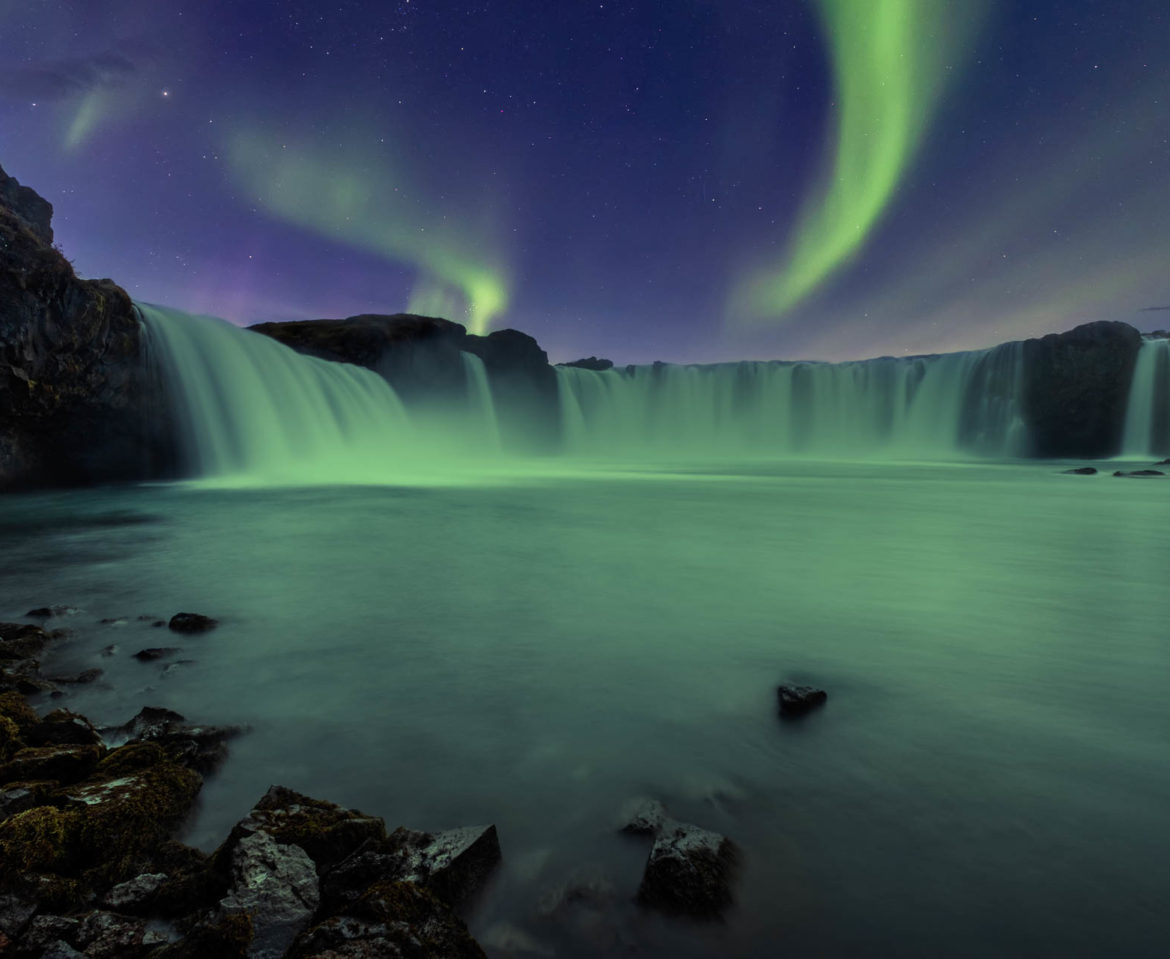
[1021,320,1143,458]
[0,164,175,489]
[250,314,561,452]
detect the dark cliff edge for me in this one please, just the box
[250,314,561,453]
[0,164,175,490]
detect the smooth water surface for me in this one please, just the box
[1,461,1167,957]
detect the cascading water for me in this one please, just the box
[1121,337,1170,457]
[459,352,502,452]
[556,341,1028,459]
[139,304,416,483]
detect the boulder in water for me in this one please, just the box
[777,683,828,718]
[167,613,218,633]
[637,821,739,918]
[1112,469,1165,477]
[1062,467,1098,475]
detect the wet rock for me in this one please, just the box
[1112,469,1165,477]
[44,668,103,685]
[133,647,180,662]
[152,912,253,959]
[0,892,36,936]
[777,683,828,718]
[0,782,44,819]
[167,612,218,634]
[324,823,501,911]
[619,797,668,836]
[77,909,166,959]
[22,914,81,949]
[25,607,80,620]
[98,618,128,627]
[289,880,485,959]
[637,821,739,918]
[0,744,104,785]
[107,706,244,775]
[1061,466,1098,475]
[0,622,52,660]
[219,830,320,959]
[26,709,103,748]
[221,786,387,875]
[100,872,168,911]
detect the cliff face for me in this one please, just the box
[0,164,173,489]
[1022,321,1142,457]
[251,314,561,452]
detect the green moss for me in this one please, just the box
[0,692,38,731]
[0,805,81,873]
[97,741,166,776]
[0,714,21,762]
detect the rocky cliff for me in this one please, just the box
[0,165,174,489]
[251,314,561,452]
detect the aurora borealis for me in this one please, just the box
[1,1,1168,362]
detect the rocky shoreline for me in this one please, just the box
[2,610,756,958]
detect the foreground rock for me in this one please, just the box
[777,683,828,718]
[0,163,174,489]
[619,799,739,919]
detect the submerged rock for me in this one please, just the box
[777,683,828,718]
[1061,466,1098,475]
[133,647,181,662]
[44,668,103,685]
[1112,469,1165,477]
[167,612,218,634]
[637,821,739,918]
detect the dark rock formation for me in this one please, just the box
[777,683,828,718]
[1062,467,1098,475]
[105,706,244,775]
[1112,469,1165,477]
[559,356,614,371]
[251,313,561,453]
[167,612,218,633]
[1021,321,1143,457]
[132,647,180,662]
[0,163,175,489]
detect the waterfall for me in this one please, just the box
[556,342,1028,459]
[139,304,414,483]
[460,353,502,452]
[1122,337,1170,456]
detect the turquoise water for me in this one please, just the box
[2,460,1167,957]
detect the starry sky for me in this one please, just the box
[1,0,1168,364]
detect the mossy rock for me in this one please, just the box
[215,786,386,875]
[26,709,103,747]
[0,804,82,873]
[0,692,38,731]
[0,744,104,786]
[0,714,22,762]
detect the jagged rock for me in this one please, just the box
[777,683,828,718]
[0,744,104,786]
[25,710,103,748]
[76,910,166,959]
[0,892,36,936]
[100,872,168,911]
[559,356,614,371]
[167,612,218,633]
[219,830,320,959]
[288,880,485,959]
[133,647,180,662]
[106,706,244,775]
[636,821,739,918]
[619,797,668,836]
[323,824,501,911]
[1061,466,1098,475]
[1,163,175,489]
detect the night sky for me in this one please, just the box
[1,1,1168,364]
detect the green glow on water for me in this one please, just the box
[730,0,985,325]
[227,129,509,334]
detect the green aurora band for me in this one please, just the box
[228,131,509,335]
[730,0,985,326]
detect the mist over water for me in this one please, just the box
[6,306,1166,955]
